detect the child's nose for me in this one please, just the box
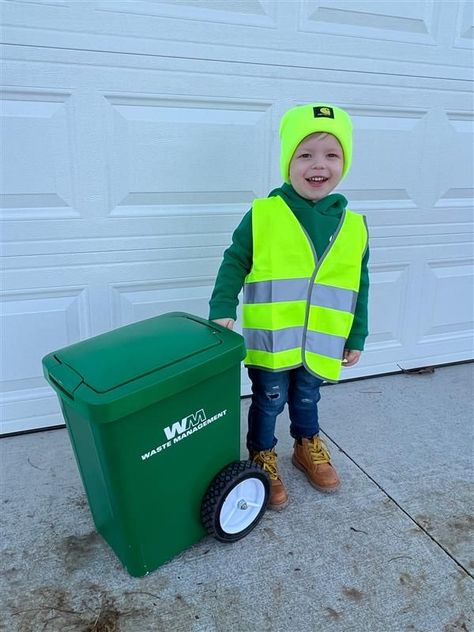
[310,156,325,168]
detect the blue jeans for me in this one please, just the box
[246,366,324,452]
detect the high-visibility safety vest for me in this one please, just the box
[242,196,368,382]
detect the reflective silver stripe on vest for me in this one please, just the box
[244,327,345,360]
[243,327,304,352]
[306,331,346,360]
[310,283,357,313]
[244,278,309,304]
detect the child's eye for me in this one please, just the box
[328,153,340,159]
[299,153,311,158]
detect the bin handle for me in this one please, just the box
[48,360,83,399]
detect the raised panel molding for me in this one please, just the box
[96,0,277,27]
[3,1,471,81]
[436,111,474,205]
[343,107,428,208]
[0,90,77,220]
[10,0,69,5]
[299,0,439,44]
[454,0,474,48]
[364,264,409,349]
[103,95,272,216]
[0,288,90,397]
[110,279,214,328]
[418,260,474,342]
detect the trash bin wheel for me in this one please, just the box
[201,460,270,543]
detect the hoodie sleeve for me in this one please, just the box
[345,245,370,351]
[208,210,253,321]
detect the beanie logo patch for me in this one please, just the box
[313,106,334,119]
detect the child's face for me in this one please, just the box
[288,133,344,201]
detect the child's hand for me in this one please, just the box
[212,318,235,330]
[342,349,361,367]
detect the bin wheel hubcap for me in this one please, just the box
[219,478,266,534]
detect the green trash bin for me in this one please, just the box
[42,312,269,576]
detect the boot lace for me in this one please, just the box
[307,436,331,464]
[252,450,280,481]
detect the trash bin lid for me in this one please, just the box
[53,313,223,394]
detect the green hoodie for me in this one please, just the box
[209,183,369,350]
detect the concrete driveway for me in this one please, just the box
[1,363,473,631]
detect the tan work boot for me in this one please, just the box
[292,435,341,493]
[250,448,289,511]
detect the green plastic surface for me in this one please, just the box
[55,314,221,393]
[43,312,245,423]
[42,312,246,576]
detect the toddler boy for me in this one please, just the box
[209,103,369,510]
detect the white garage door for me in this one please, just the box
[1,1,473,434]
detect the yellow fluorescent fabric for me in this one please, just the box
[279,103,353,183]
[246,197,314,282]
[316,211,367,290]
[242,301,307,330]
[307,306,354,337]
[244,347,302,369]
[242,196,367,381]
[304,351,342,381]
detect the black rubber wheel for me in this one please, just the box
[201,460,270,543]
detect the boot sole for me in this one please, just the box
[291,456,341,493]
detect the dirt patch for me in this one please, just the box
[443,614,471,632]
[342,587,365,602]
[415,514,432,530]
[62,531,104,572]
[71,496,88,511]
[82,600,120,632]
[325,607,342,620]
[5,585,145,632]
[399,571,426,595]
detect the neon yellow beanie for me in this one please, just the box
[279,103,353,183]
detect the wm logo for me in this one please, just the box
[163,409,207,441]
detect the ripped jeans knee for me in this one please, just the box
[248,369,289,415]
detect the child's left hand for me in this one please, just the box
[342,349,361,367]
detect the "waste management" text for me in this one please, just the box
[140,408,227,461]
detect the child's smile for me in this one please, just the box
[289,133,344,201]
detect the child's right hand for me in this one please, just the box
[212,318,235,330]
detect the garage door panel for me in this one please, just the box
[110,280,215,328]
[2,231,227,257]
[2,245,225,271]
[366,206,472,234]
[96,0,278,28]
[342,237,473,376]
[440,112,474,200]
[1,3,473,432]
[299,0,439,45]
[1,90,76,220]
[3,1,471,78]
[104,95,272,214]
[364,264,409,350]
[349,108,427,209]
[2,387,62,435]
[0,288,90,428]
[418,259,474,341]
[455,0,474,49]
